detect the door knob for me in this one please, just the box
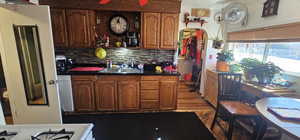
[48,80,57,85]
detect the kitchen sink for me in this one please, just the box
[101,68,142,74]
[119,68,142,73]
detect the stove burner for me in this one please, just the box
[0,130,18,140]
[31,129,74,140]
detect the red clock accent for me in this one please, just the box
[98,0,148,6]
[139,0,148,6]
[98,0,111,5]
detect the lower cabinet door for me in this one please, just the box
[95,80,117,111]
[117,81,140,111]
[159,80,178,110]
[72,80,95,111]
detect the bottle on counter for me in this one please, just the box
[105,35,110,47]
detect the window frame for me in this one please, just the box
[228,41,300,77]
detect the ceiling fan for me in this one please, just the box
[211,1,248,49]
[213,1,248,26]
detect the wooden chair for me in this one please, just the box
[210,73,261,140]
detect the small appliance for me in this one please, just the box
[55,55,71,73]
[126,32,139,47]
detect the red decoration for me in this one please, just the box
[98,0,148,6]
[139,0,148,6]
[98,0,111,5]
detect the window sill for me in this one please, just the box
[282,71,300,78]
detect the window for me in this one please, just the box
[229,42,300,75]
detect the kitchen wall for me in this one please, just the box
[227,0,300,32]
[226,0,300,95]
[178,0,220,68]
[56,48,175,64]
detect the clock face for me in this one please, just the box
[109,16,128,35]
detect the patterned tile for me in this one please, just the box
[55,48,175,64]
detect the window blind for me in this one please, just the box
[228,22,300,42]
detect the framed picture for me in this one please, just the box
[262,0,280,17]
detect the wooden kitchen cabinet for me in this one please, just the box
[142,13,179,50]
[66,9,95,48]
[141,76,178,110]
[160,13,179,49]
[95,80,117,111]
[118,81,140,111]
[142,13,161,49]
[50,8,68,48]
[72,76,96,111]
[71,75,178,112]
[160,80,178,110]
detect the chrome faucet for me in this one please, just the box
[106,60,112,69]
[129,58,134,68]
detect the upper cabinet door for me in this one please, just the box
[50,8,68,48]
[142,13,161,49]
[160,13,179,50]
[66,10,95,48]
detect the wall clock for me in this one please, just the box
[109,15,129,35]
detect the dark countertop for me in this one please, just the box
[58,70,180,76]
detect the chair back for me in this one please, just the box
[217,73,242,101]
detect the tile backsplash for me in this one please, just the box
[55,48,176,64]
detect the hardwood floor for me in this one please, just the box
[176,81,252,140]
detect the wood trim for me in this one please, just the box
[228,22,300,42]
[39,0,181,13]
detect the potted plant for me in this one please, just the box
[240,58,261,81]
[240,58,282,85]
[253,62,282,85]
[216,50,234,72]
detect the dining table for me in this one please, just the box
[256,97,300,139]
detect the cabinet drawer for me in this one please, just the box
[141,100,159,109]
[141,81,159,89]
[99,76,140,81]
[71,75,97,81]
[141,76,161,81]
[141,76,178,81]
[141,90,159,100]
[162,76,178,81]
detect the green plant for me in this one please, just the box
[216,50,234,62]
[229,64,242,73]
[239,58,282,84]
[240,58,262,73]
[253,62,282,84]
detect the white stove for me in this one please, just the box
[0,124,94,140]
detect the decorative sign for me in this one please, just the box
[191,8,210,17]
[98,0,149,6]
[262,0,280,17]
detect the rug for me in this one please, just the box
[63,112,216,140]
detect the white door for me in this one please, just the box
[0,4,62,124]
